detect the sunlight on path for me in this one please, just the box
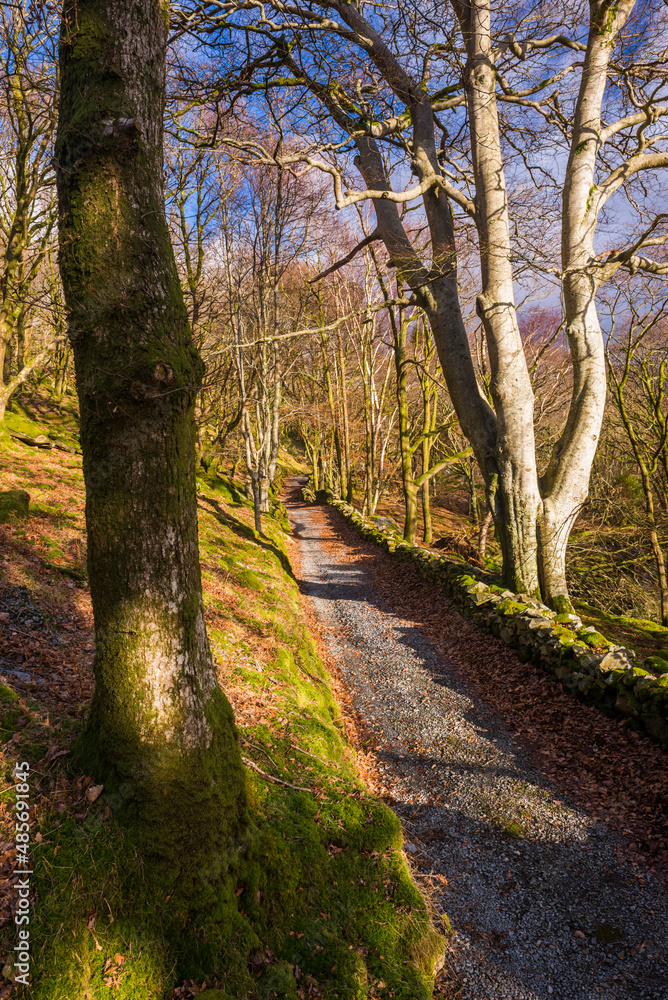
[285,481,668,1000]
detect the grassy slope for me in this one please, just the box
[0,402,443,1000]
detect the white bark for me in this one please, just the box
[539,0,637,608]
[454,0,541,593]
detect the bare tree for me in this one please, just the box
[170,0,668,610]
[0,1,59,417]
[606,290,668,623]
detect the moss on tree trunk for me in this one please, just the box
[55,0,246,887]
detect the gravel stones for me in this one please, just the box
[327,496,668,748]
[286,488,668,1000]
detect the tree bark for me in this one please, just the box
[336,333,353,503]
[478,508,493,561]
[361,325,375,515]
[421,470,432,545]
[417,332,437,544]
[538,0,636,610]
[453,0,541,595]
[320,331,345,497]
[55,0,246,873]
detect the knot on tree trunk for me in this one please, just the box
[127,361,176,400]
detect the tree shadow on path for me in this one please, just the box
[282,483,668,1000]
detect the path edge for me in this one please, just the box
[316,491,668,749]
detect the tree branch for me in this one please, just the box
[597,151,668,209]
[307,230,381,282]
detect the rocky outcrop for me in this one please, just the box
[323,494,668,748]
[9,431,52,448]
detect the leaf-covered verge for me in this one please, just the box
[0,400,445,1000]
[322,494,668,746]
[352,485,668,664]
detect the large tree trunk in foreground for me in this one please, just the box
[55,0,246,875]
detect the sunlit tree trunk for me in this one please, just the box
[336,332,353,503]
[417,331,438,545]
[453,0,541,594]
[320,330,345,497]
[56,0,246,874]
[537,0,635,611]
[361,325,375,515]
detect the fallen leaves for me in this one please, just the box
[311,503,668,876]
[102,952,126,987]
[85,784,104,803]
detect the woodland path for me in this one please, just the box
[283,478,668,1000]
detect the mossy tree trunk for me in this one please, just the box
[55,0,246,881]
[395,321,419,544]
[336,332,354,504]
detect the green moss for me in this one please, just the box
[258,962,299,998]
[552,625,578,645]
[0,682,19,739]
[616,690,641,715]
[550,595,575,615]
[0,489,30,523]
[4,410,44,439]
[238,568,265,592]
[577,629,609,650]
[497,599,527,616]
[645,657,668,675]
[575,601,668,659]
[207,472,249,506]
[0,683,18,705]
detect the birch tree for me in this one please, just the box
[171,0,668,610]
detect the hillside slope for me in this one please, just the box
[0,409,444,1000]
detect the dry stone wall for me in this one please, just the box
[323,494,668,748]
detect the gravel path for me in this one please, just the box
[284,482,668,1000]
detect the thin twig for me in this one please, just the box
[239,737,279,769]
[241,756,311,793]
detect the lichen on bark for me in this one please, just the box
[55,0,247,882]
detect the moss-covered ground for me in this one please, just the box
[0,400,444,1000]
[575,601,668,661]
